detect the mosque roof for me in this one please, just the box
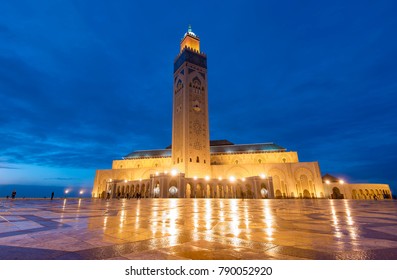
[124,149,171,159]
[124,141,286,159]
[210,143,286,154]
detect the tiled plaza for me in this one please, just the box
[0,198,397,260]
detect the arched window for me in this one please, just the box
[192,77,201,88]
[196,156,199,163]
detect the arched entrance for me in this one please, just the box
[331,187,343,199]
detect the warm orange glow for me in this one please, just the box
[180,35,200,52]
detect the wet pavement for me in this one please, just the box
[0,198,397,260]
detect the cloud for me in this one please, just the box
[44,177,78,181]
[0,165,20,170]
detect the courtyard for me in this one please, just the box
[0,198,397,260]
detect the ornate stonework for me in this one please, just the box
[92,27,391,200]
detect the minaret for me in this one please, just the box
[171,25,211,178]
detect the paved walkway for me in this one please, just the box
[0,198,397,260]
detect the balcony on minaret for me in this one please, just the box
[180,25,200,53]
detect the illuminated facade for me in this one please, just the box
[92,26,391,200]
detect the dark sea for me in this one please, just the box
[0,184,91,198]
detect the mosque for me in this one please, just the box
[92,26,391,200]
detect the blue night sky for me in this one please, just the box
[1,0,396,197]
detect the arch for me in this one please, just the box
[303,189,311,198]
[268,168,287,181]
[352,189,358,199]
[169,186,178,198]
[192,76,202,88]
[278,154,290,163]
[294,167,314,181]
[195,183,204,198]
[225,165,250,178]
[332,187,343,199]
[245,184,253,199]
[205,184,211,198]
[186,183,192,198]
[272,175,282,198]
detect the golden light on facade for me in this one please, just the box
[193,176,197,180]
[171,169,178,176]
[325,180,330,184]
[229,176,236,183]
[218,176,222,181]
[155,172,159,176]
[205,175,210,181]
[242,178,246,182]
[339,180,345,184]
[260,174,266,179]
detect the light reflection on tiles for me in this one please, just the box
[0,198,397,260]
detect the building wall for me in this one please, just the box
[210,151,299,165]
[210,161,324,198]
[324,182,392,200]
[92,152,325,199]
[112,157,171,169]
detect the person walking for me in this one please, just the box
[51,192,54,200]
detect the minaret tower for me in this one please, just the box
[171,25,211,178]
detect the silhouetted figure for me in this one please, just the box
[106,190,111,200]
[11,190,16,199]
[51,192,54,200]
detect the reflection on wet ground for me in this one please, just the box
[1,198,397,259]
